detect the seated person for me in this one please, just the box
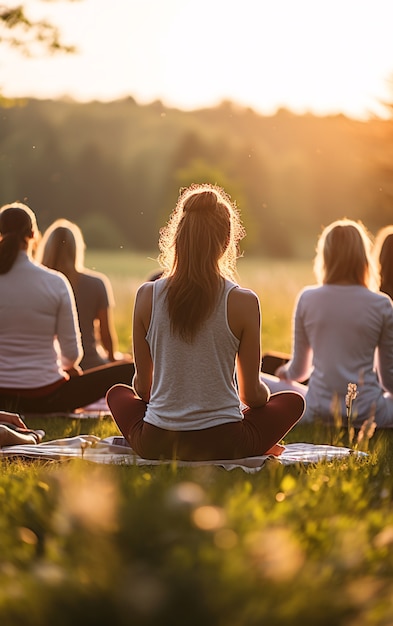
[0,203,134,415]
[36,218,131,370]
[261,219,393,427]
[106,183,305,461]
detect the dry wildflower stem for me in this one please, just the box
[80,440,92,459]
[355,412,377,451]
[345,383,358,446]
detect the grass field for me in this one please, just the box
[1,252,393,626]
[85,250,315,355]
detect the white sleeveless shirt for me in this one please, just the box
[144,278,243,430]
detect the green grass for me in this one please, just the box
[85,250,315,355]
[85,249,162,355]
[1,422,393,625]
[2,252,393,625]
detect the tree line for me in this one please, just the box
[0,96,392,257]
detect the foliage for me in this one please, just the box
[0,418,393,625]
[1,98,392,256]
[0,1,79,55]
[1,255,393,624]
[82,251,314,355]
[78,213,125,249]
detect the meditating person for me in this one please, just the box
[0,410,44,447]
[373,225,393,300]
[262,218,393,427]
[0,202,134,414]
[36,218,131,370]
[106,183,305,461]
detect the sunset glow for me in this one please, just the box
[1,0,393,119]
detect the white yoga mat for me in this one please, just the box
[0,436,367,472]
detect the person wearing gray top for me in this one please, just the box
[106,184,305,461]
[0,203,134,415]
[263,218,393,427]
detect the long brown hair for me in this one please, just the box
[374,225,393,299]
[158,184,245,342]
[0,202,37,274]
[36,219,85,289]
[313,218,378,289]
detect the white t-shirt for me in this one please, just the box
[283,284,393,425]
[0,251,82,388]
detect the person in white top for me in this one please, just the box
[0,202,134,415]
[107,183,305,461]
[263,218,393,427]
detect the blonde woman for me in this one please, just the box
[107,184,305,461]
[265,219,393,427]
[36,219,129,370]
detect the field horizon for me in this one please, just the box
[85,250,315,356]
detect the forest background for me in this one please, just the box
[1,96,392,260]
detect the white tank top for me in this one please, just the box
[144,278,243,430]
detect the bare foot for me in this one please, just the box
[0,425,39,447]
[264,443,285,456]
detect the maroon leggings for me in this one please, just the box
[0,362,135,414]
[106,384,305,461]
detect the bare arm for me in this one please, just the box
[132,282,154,402]
[375,298,393,393]
[227,287,270,408]
[275,291,313,382]
[56,276,83,371]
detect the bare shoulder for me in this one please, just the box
[228,286,260,311]
[135,281,154,314]
[136,281,154,301]
[227,287,260,338]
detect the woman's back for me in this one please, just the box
[73,270,113,369]
[294,284,393,420]
[107,183,304,461]
[0,203,135,414]
[0,251,81,388]
[272,219,393,426]
[36,219,119,370]
[144,277,242,430]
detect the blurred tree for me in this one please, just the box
[370,78,393,231]
[78,213,125,249]
[0,97,391,255]
[0,1,80,56]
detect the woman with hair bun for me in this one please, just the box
[107,184,305,461]
[0,202,134,415]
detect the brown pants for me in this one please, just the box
[261,351,291,375]
[106,384,305,461]
[0,362,135,414]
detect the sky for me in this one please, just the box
[1,0,393,120]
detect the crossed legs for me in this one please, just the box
[107,384,305,461]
